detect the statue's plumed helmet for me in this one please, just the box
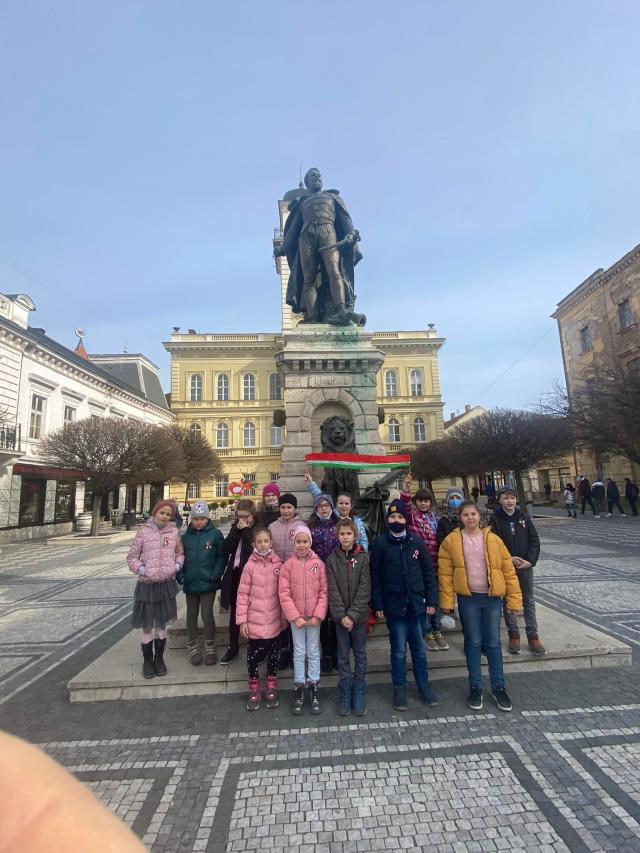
[304,167,321,188]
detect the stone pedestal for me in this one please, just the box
[275,325,387,511]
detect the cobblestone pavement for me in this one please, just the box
[1,516,639,852]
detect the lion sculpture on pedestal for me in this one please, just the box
[319,415,360,503]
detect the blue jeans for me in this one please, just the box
[457,594,505,693]
[426,607,442,633]
[291,623,321,684]
[386,612,429,688]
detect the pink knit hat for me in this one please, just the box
[151,499,176,518]
[262,483,281,498]
[293,524,312,542]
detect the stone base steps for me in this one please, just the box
[68,602,632,702]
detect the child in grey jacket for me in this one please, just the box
[325,518,371,717]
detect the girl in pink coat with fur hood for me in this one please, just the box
[278,525,328,716]
[236,527,284,711]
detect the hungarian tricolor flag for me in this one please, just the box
[304,452,410,470]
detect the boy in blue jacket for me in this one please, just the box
[178,502,226,666]
[370,500,439,711]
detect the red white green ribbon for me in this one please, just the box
[304,452,410,470]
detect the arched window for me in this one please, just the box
[413,417,426,443]
[269,373,282,400]
[385,370,398,398]
[243,421,256,447]
[189,422,202,436]
[410,369,423,397]
[388,418,400,444]
[270,423,284,446]
[216,374,229,401]
[243,373,256,401]
[216,422,229,448]
[189,374,202,402]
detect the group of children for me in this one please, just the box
[127,476,544,715]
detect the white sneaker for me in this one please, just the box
[607,513,612,517]
[595,515,600,518]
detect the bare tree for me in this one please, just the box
[460,409,574,509]
[545,368,640,470]
[41,418,184,535]
[409,439,453,491]
[170,425,221,502]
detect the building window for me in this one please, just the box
[618,298,633,330]
[216,422,229,448]
[54,481,75,521]
[215,475,228,498]
[410,369,423,397]
[243,421,256,447]
[579,325,592,353]
[189,422,202,436]
[243,373,256,401]
[187,483,200,500]
[270,424,284,447]
[19,477,46,526]
[29,394,46,439]
[189,374,203,401]
[385,370,398,397]
[269,373,282,400]
[413,417,426,443]
[216,374,229,401]
[388,418,400,444]
[242,473,256,496]
[270,472,280,484]
[63,405,76,426]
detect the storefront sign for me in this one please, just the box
[12,463,82,480]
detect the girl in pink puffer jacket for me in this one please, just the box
[279,525,327,715]
[127,500,184,680]
[236,527,284,711]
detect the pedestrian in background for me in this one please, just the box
[438,500,522,712]
[606,479,626,516]
[564,483,577,518]
[578,476,599,517]
[624,477,639,516]
[326,518,370,717]
[543,482,551,502]
[178,501,225,667]
[591,480,606,516]
[127,500,184,679]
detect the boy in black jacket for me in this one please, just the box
[489,487,544,656]
[371,500,439,712]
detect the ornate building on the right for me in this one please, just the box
[552,241,640,481]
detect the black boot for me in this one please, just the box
[153,638,168,676]
[141,641,155,679]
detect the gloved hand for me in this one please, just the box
[137,565,145,576]
[174,562,182,571]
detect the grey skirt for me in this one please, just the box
[131,579,178,630]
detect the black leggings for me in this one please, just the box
[247,637,279,679]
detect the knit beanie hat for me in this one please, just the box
[387,499,409,521]
[445,487,464,501]
[278,492,298,508]
[262,483,281,498]
[293,524,312,543]
[498,485,517,497]
[190,501,209,519]
[151,499,176,518]
[313,492,335,511]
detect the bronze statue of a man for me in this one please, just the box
[274,168,365,326]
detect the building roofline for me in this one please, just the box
[553,242,640,318]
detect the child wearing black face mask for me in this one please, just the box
[370,500,439,712]
[437,488,464,544]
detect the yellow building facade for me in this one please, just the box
[165,183,445,503]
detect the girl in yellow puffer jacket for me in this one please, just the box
[438,501,522,713]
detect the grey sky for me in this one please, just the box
[1,1,639,416]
